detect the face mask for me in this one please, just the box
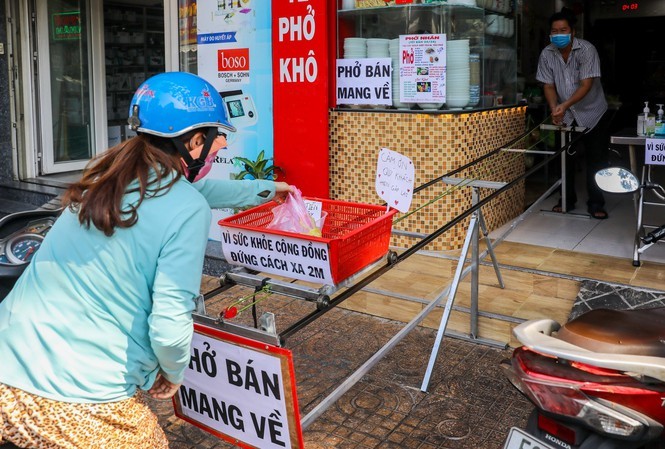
[550,34,571,49]
[181,152,216,183]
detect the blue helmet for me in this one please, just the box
[127,72,236,137]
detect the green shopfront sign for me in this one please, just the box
[52,11,81,41]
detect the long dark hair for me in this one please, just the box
[62,134,184,236]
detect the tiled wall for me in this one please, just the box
[329,107,527,251]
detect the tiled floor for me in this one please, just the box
[148,277,534,449]
[570,279,665,320]
[147,219,665,449]
[490,173,665,264]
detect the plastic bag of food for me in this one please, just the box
[266,188,325,237]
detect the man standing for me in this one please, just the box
[536,8,610,219]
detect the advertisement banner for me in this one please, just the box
[272,0,329,198]
[192,1,275,240]
[174,324,304,449]
[399,34,446,104]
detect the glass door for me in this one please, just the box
[103,1,166,147]
[35,0,103,174]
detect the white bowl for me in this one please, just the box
[418,103,444,110]
[446,97,469,108]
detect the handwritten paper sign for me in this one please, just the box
[174,324,304,448]
[304,200,323,221]
[375,147,415,213]
[219,226,334,284]
[645,138,665,165]
[336,58,392,106]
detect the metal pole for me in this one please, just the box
[300,272,459,428]
[478,210,504,288]
[420,213,477,392]
[470,188,480,339]
[634,165,647,266]
[561,129,568,213]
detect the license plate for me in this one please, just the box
[503,427,556,449]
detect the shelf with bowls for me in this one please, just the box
[337,1,518,111]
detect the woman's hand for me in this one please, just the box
[148,373,181,400]
[273,182,295,204]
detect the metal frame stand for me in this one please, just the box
[633,164,665,266]
[420,179,505,392]
[539,124,589,218]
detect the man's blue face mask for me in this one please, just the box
[550,34,571,49]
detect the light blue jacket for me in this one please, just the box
[0,177,275,403]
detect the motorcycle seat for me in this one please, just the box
[557,307,665,357]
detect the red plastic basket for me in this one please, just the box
[219,198,397,284]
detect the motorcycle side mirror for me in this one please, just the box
[594,167,640,194]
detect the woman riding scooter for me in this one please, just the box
[0,72,292,448]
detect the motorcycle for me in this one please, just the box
[502,167,665,449]
[0,208,62,301]
[0,208,60,448]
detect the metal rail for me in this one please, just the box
[279,128,586,341]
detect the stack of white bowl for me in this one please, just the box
[366,38,389,58]
[446,39,470,109]
[485,15,500,36]
[389,39,408,109]
[482,0,511,13]
[344,37,367,59]
[485,15,515,37]
[504,18,515,38]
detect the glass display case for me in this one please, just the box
[104,2,165,143]
[336,0,518,111]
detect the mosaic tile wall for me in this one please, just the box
[329,107,527,251]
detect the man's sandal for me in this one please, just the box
[588,205,608,220]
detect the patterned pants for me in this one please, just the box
[0,383,168,448]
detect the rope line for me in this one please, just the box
[223,286,273,319]
[393,115,553,224]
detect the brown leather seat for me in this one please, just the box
[557,307,665,357]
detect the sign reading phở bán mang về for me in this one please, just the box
[173,324,304,449]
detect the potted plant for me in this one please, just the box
[231,150,282,181]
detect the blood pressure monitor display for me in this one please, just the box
[220,90,258,128]
[227,99,245,119]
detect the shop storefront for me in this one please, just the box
[1,0,527,250]
[330,2,526,250]
[1,0,170,183]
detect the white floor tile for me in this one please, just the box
[490,189,665,264]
